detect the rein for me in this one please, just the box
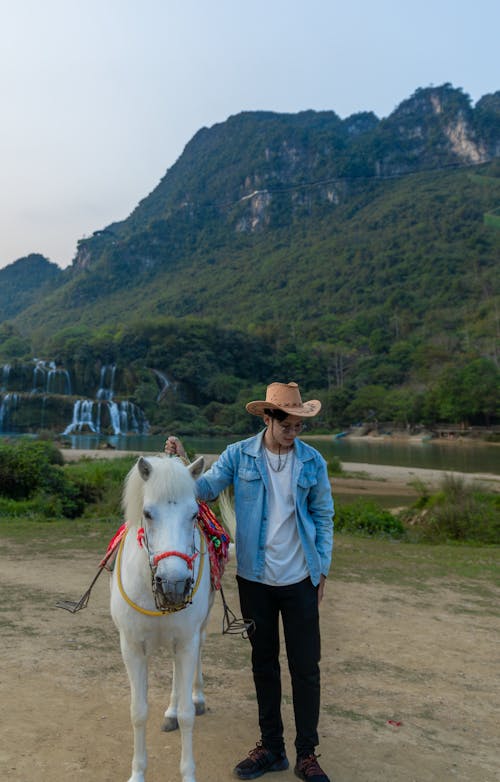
[116,524,206,617]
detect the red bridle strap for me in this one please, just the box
[136,526,198,570]
[152,550,198,570]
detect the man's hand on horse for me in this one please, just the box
[164,436,188,461]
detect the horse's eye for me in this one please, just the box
[143,509,153,521]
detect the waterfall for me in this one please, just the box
[107,400,149,435]
[120,401,138,433]
[151,369,171,401]
[119,401,149,434]
[32,359,72,395]
[63,400,99,434]
[0,357,149,436]
[108,402,121,435]
[32,360,47,393]
[1,364,11,392]
[96,364,116,400]
[63,398,149,436]
[47,366,72,395]
[0,393,19,432]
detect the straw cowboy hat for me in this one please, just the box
[246,382,321,418]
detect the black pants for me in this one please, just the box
[237,575,321,758]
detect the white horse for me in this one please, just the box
[111,454,214,782]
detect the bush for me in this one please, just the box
[401,474,500,544]
[0,439,63,499]
[0,496,45,518]
[327,455,343,476]
[0,439,95,519]
[64,456,136,518]
[335,499,406,539]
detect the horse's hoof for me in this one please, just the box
[194,702,206,716]
[161,715,179,732]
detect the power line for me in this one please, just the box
[210,158,495,210]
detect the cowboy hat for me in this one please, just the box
[246,382,321,418]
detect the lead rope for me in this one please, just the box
[220,586,255,639]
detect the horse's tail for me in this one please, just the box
[218,489,236,543]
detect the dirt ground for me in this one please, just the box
[1,450,499,782]
[1,530,499,782]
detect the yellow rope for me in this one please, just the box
[115,524,206,617]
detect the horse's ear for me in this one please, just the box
[138,457,152,481]
[188,456,204,479]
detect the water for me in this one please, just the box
[60,432,499,475]
[60,432,242,456]
[314,437,499,475]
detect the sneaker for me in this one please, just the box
[233,742,289,779]
[294,753,330,782]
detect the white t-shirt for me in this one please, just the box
[262,447,309,586]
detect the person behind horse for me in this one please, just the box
[165,381,334,782]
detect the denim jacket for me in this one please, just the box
[196,430,334,586]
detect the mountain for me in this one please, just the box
[0,84,499,432]
[0,254,62,320]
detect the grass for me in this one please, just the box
[0,516,120,554]
[323,704,383,728]
[1,517,498,591]
[1,467,499,596]
[331,534,500,587]
[338,656,434,683]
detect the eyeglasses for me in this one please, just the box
[277,422,305,434]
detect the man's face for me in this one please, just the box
[263,413,304,450]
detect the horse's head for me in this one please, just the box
[126,454,205,610]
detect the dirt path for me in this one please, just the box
[1,537,498,782]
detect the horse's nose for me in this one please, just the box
[155,576,192,607]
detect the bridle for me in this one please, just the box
[151,549,198,570]
[137,525,199,569]
[114,518,206,617]
[137,521,200,612]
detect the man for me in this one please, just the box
[166,381,334,782]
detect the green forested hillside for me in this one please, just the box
[0,85,499,432]
[0,254,62,321]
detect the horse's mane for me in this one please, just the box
[123,456,196,529]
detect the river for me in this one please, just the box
[59,432,500,476]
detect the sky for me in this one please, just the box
[0,0,499,270]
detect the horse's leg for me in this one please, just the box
[192,627,206,716]
[162,628,205,732]
[192,595,213,716]
[175,634,201,782]
[121,635,148,782]
[162,659,179,732]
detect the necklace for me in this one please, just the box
[264,445,290,473]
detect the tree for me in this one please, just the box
[345,385,388,423]
[434,359,500,425]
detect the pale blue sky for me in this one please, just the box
[0,0,498,269]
